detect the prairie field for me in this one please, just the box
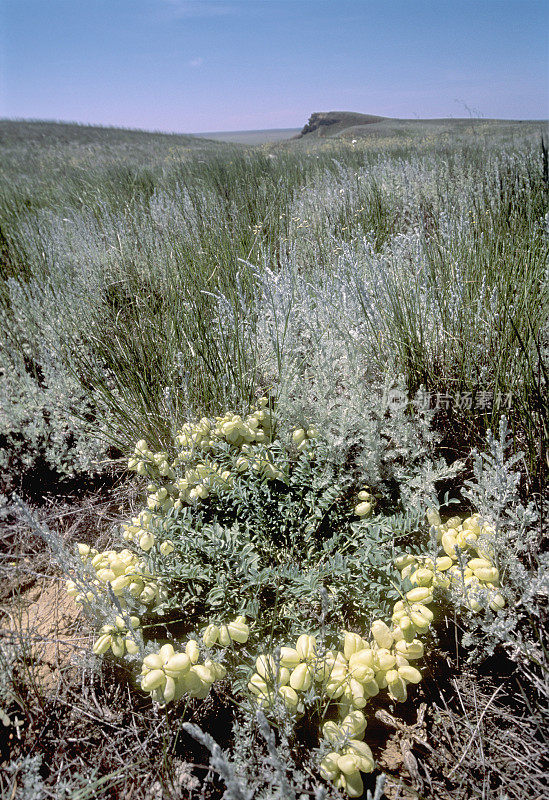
[0,118,547,800]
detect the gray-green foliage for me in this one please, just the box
[252,254,461,502]
[4,755,46,800]
[182,721,254,800]
[149,439,418,642]
[0,637,20,727]
[251,145,547,477]
[456,419,545,676]
[462,417,539,594]
[0,324,105,488]
[1,125,547,487]
[184,710,387,800]
[184,711,334,800]
[3,753,124,800]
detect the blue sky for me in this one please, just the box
[1,0,548,133]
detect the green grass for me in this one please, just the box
[0,118,547,492]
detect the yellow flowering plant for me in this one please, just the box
[63,402,512,797]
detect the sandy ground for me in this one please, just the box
[1,576,86,691]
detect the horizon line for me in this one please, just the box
[1,114,548,138]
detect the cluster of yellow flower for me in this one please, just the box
[128,442,174,479]
[128,441,236,511]
[319,710,374,797]
[93,614,141,657]
[176,400,273,453]
[232,450,286,482]
[396,511,505,613]
[66,544,164,607]
[203,616,250,647]
[247,605,430,797]
[121,508,174,552]
[125,400,286,529]
[140,641,227,704]
[139,616,249,705]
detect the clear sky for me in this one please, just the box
[1,0,548,133]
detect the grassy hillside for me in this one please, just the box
[0,115,547,800]
[0,119,226,203]
[0,119,209,148]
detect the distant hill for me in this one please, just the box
[298,112,387,138]
[296,112,548,142]
[192,128,300,144]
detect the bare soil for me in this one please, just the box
[1,577,84,690]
